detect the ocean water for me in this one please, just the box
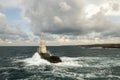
[0,46,120,80]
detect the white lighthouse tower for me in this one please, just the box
[38,39,47,54]
[37,34,62,63]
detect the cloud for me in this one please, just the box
[0,4,2,10]
[20,0,120,45]
[22,0,85,35]
[0,2,35,46]
[22,0,120,36]
[59,2,72,11]
[53,16,63,24]
[0,12,28,43]
[0,0,22,8]
[0,0,119,45]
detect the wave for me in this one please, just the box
[14,52,120,68]
[7,52,120,80]
[15,52,51,66]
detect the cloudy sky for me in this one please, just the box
[0,0,120,46]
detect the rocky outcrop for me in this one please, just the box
[39,53,62,63]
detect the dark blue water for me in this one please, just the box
[0,46,120,80]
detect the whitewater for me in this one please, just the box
[15,52,120,67]
[0,46,120,80]
[11,52,120,80]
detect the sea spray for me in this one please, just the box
[14,52,120,68]
[10,53,120,80]
[16,52,51,66]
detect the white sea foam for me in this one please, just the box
[107,75,120,79]
[16,52,51,66]
[54,60,82,67]
[14,52,120,68]
[12,52,120,80]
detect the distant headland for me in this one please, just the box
[62,43,120,48]
[79,44,120,48]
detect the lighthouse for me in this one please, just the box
[38,39,47,54]
[38,36,62,63]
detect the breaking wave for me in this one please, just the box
[18,52,51,66]
[2,52,119,80]
[15,52,120,68]
[1,46,120,80]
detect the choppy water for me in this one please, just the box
[0,46,120,80]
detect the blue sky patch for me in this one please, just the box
[3,7,22,24]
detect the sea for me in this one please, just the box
[0,46,120,80]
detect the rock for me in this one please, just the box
[49,56,62,63]
[39,53,62,63]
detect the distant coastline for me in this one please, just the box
[79,44,120,48]
[0,44,120,48]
